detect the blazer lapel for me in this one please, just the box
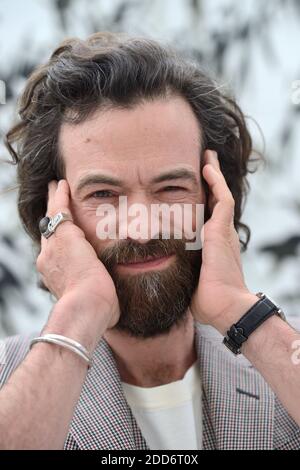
[195,323,274,450]
[67,337,149,450]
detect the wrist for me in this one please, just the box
[241,314,287,357]
[42,291,113,352]
[212,292,259,336]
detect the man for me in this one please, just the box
[0,31,299,450]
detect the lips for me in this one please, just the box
[121,255,161,264]
[116,253,175,271]
[119,253,173,265]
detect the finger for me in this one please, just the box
[40,233,47,251]
[53,179,72,216]
[51,179,74,236]
[40,180,73,245]
[204,160,232,202]
[46,180,58,216]
[202,157,235,226]
[203,150,218,213]
[38,180,57,250]
[204,149,221,170]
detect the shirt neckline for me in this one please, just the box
[121,360,201,409]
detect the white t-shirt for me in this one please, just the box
[121,361,202,450]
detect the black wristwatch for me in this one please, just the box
[223,292,286,355]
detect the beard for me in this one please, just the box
[98,237,201,339]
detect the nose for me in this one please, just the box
[118,192,156,244]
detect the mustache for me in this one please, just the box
[98,237,198,271]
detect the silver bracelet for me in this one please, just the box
[29,333,93,369]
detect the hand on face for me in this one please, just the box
[190,150,256,334]
[36,179,120,329]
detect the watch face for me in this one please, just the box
[258,292,277,308]
[265,294,277,306]
[260,293,286,321]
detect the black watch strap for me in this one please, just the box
[223,292,286,355]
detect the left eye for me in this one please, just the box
[90,190,115,198]
[161,186,186,192]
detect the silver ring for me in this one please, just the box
[39,212,73,239]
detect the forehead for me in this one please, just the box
[59,96,202,182]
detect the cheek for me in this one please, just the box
[71,199,101,247]
[190,190,206,233]
[71,200,119,253]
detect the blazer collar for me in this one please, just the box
[68,323,274,450]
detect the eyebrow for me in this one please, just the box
[75,174,124,195]
[75,167,199,196]
[150,168,199,185]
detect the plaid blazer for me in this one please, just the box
[1,321,300,450]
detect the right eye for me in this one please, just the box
[89,190,115,198]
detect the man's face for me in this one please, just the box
[59,96,206,338]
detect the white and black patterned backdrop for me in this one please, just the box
[0,0,299,338]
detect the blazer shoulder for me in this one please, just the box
[0,332,37,388]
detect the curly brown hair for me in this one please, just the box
[5,31,256,251]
